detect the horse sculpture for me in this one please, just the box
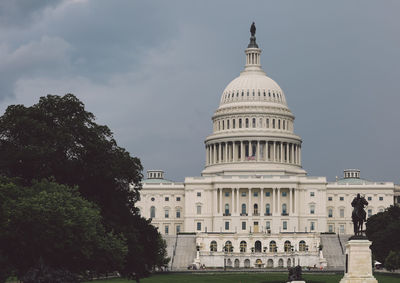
[351,193,368,236]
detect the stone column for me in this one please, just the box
[256,141,260,161]
[273,141,276,162]
[280,142,283,163]
[213,188,218,215]
[236,188,240,215]
[299,145,301,165]
[219,188,223,214]
[285,143,289,163]
[219,143,222,163]
[241,141,244,161]
[289,188,293,215]
[231,188,234,215]
[272,188,276,215]
[291,143,294,164]
[249,141,253,158]
[213,144,217,164]
[248,188,252,215]
[277,188,281,215]
[232,141,236,162]
[225,142,228,163]
[261,188,264,216]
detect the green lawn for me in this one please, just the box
[84,272,400,283]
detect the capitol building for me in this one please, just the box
[136,26,399,270]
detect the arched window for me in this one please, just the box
[241,203,247,215]
[210,241,217,252]
[150,206,155,219]
[245,118,249,128]
[234,259,240,268]
[222,120,224,130]
[278,258,284,268]
[269,241,277,252]
[272,119,275,128]
[254,204,258,215]
[233,119,236,128]
[227,120,230,129]
[252,118,256,127]
[265,203,270,215]
[278,119,281,129]
[239,118,242,128]
[225,204,230,215]
[266,118,269,128]
[225,241,233,252]
[267,259,273,268]
[240,241,247,253]
[244,259,250,268]
[284,240,291,252]
[299,240,306,252]
[282,203,287,215]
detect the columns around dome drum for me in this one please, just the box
[205,140,301,167]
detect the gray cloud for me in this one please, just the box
[0,0,399,183]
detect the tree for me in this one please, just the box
[0,94,168,280]
[384,251,400,272]
[366,205,400,264]
[0,179,127,281]
[0,94,142,228]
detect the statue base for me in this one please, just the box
[339,239,377,283]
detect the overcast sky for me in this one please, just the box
[0,0,399,183]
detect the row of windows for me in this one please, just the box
[221,89,284,103]
[164,224,181,235]
[221,203,289,216]
[150,206,181,219]
[209,240,307,253]
[328,207,385,218]
[328,196,384,201]
[150,196,181,202]
[215,117,292,132]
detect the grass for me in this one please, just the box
[83,272,400,283]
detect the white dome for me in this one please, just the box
[219,70,288,108]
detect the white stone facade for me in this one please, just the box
[135,30,397,268]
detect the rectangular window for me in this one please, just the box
[165,226,169,235]
[340,225,345,234]
[340,197,344,201]
[225,221,229,230]
[367,196,372,201]
[176,225,180,233]
[197,205,201,215]
[310,222,315,231]
[328,209,333,218]
[283,221,287,230]
[328,225,333,233]
[310,205,315,214]
[197,192,201,197]
[282,192,287,197]
[253,192,258,197]
[241,192,246,197]
[176,197,181,201]
[225,192,230,197]
[265,192,270,197]
[165,197,169,201]
[242,221,246,230]
[197,222,201,231]
[340,209,344,218]
[266,221,271,230]
[310,192,315,197]
[368,209,372,218]
[165,210,169,218]
[176,210,181,218]
[328,196,332,201]
[379,196,383,201]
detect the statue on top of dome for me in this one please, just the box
[250,22,256,37]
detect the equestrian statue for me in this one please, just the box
[351,193,368,237]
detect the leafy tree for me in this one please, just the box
[366,205,400,264]
[0,94,143,229]
[0,178,127,281]
[122,215,170,283]
[0,94,169,280]
[384,251,400,272]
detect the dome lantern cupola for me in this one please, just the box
[245,22,262,72]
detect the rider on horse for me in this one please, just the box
[351,193,368,236]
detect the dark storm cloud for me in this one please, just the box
[0,0,399,183]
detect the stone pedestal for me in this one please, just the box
[339,239,378,283]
